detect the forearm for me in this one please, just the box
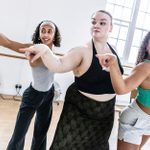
[24,44,81,73]
[109,63,127,94]
[41,50,65,73]
[6,40,32,53]
[0,34,31,53]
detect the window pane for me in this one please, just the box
[124,0,134,8]
[110,24,120,38]
[132,29,142,47]
[122,7,132,21]
[136,12,145,28]
[143,13,150,30]
[105,4,114,14]
[115,0,125,5]
[119,26,128,40]
[108,38,117,48]
[139,0,149,11]
[128,47,139,64]
[142,31,148,40]
[120,21,129,27]
[147,2,150,13]
[116,40,125,57]
[114,5,123,19]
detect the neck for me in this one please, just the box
[93,36,107,44]
[47,43,53,49]
[92,38,109,54]
[93,35,108,42]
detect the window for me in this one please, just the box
[106,0,149,65]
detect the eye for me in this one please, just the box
[91,20,97,25]
[48,29,53,34]
[41,29,46,33]
[100,22,106,26]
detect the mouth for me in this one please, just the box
[93,29,100,33]
[43,38,49,41]
[42,39,50,43]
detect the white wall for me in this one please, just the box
[0,0,106,99]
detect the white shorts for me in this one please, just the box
[118,100,150,145]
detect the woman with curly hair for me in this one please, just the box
[96,31,150,150]
[0,20,61,150]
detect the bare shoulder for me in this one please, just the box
[144,61,150,74]
[134,62,150,75]
[68,43,89,55]
[70,44,89,51]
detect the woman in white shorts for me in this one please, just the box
[96,31,150,150]
[119,100,150,146]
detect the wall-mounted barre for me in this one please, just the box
[0,52,26,60]
[0,52,63,60]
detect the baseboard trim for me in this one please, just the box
[0,94,21,101]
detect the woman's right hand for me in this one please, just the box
[96,53,117,68]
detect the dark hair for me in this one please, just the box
[32,20,61,47]
[91,10,113,25]
[136,31,150,64]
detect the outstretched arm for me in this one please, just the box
[96,53,150,94]
[0,33,32,53]
[20,44,83,73]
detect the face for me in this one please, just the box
[91,12,112,40]
[39,22,56,47]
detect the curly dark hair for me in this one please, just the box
[136,31,150,64]
[32,20,61,47]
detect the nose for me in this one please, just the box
[43,32,49,37]
[94,22,100,27]
[93,24,100,30]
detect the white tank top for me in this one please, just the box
[31,64,54,92]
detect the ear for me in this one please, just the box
[109,24,113,32]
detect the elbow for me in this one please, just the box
[45,64,64,73]
[114,88,128,95]
[17,49,24,53]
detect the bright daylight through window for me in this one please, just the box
[106,0,150,65]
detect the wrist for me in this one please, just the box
[109,60,118,68]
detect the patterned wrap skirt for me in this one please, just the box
[50,83,116,150]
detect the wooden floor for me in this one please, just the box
[0,99,149,150]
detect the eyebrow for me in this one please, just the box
[92,18,107,21]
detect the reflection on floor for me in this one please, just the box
[0,99,149,150]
